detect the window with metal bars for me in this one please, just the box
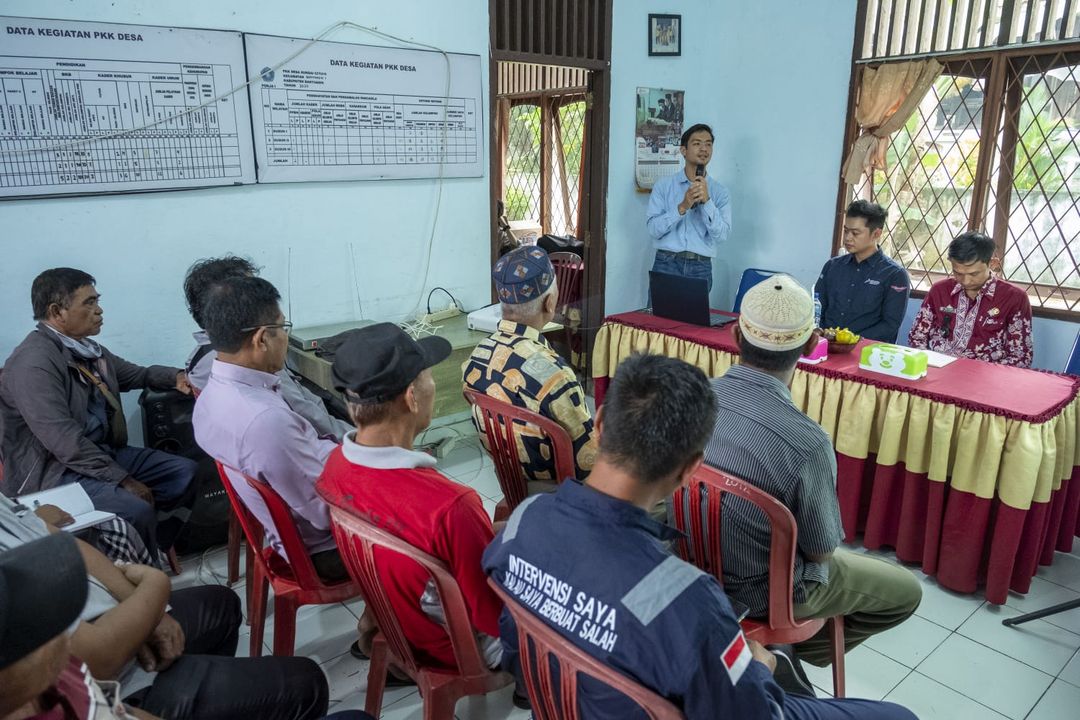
[848,46,1080,316]
[502,95,587,237]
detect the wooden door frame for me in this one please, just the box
[488,55,610,379]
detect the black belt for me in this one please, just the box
[657,250,711,262]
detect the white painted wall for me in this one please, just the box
[0,0,492,371]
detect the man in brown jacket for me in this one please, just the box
[0,268,196,561]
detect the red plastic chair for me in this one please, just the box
[463,388,576,522]
[214,462,362,657]
[671,464,846,697]
[489,580,683,720]
[225,510,248,586]
[322,503,512,719]
[548,251,585,364]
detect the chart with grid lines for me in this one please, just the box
[261,88,478,168]
[247,33,483,183]
[0,17,254,198]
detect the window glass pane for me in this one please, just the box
[992,56,1080,311]
[505,104,541,225]
[550,99,586,236]
[865,69,986,290]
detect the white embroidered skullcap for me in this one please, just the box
[738,274,814,352]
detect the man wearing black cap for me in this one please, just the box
[317,323,505,673]
[0,533,103,719]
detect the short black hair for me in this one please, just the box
[346,397,395,427]
[845,200,888,232]
[738,336,806,373]
[680,123,714,147]
[948,231,996,265]
[31,268,96,321]
[600,354,717,482]
[201,276,282,353]
[183,255,260,329]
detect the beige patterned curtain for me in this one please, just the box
[842,59,943,186]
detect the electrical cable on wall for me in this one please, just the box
[348,242,366,319]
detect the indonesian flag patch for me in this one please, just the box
[721,631,753,685]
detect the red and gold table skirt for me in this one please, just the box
[592,315,1080,604]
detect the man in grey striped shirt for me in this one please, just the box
[704,274,921,667]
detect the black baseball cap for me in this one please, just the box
[331,322,452,403]
[0,533,88,670]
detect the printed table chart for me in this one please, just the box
[260,88,478,167]
[0,60,248,194]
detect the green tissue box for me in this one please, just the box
[858,344,929,380]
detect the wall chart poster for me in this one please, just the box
[0,16,255,199]
[634,86,684,190]
[246,34,484,184]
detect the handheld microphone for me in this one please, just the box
[940,307,955,338]
[691,164,705,209]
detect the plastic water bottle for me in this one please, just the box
[813,288,822,328]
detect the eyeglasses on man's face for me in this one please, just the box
[240,321,293,336]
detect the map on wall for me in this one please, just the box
[0,16,256,199]
[245,34,484,184]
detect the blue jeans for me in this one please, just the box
[74,445,197,559]
[651,250,713,294]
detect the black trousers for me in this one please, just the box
[128,585,329,720]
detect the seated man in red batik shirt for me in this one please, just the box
[908,232,1033,367]
[316,323,504,672]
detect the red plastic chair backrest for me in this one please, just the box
[548,251,584,318]
[214,461,325,589]
[489,580,683,720]
[462,388,576,509]
[670,464,800,631]
[322,502,492,679]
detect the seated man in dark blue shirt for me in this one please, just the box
[816,201,910,342]
[483,353,916,720]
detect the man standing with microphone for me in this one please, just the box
[646,123,732,294]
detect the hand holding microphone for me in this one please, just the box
[691,163,707,209]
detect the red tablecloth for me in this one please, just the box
[593,311,1080,603]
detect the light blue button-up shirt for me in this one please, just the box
[646,169,732,257]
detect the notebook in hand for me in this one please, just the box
[19,484,116,532]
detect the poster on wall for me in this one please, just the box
[634,86,683,190]
[246,34,484,184]
[0,16,255,199]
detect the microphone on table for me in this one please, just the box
[940,307,955,338]
[691,163,705,209]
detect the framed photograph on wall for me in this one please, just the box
[648,14,681,56]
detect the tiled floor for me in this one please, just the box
[174,420,1080,720]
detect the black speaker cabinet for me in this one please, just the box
[139,389,229,554]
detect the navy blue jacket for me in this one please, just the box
[816,250,910,342]
[482,480,786,720]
